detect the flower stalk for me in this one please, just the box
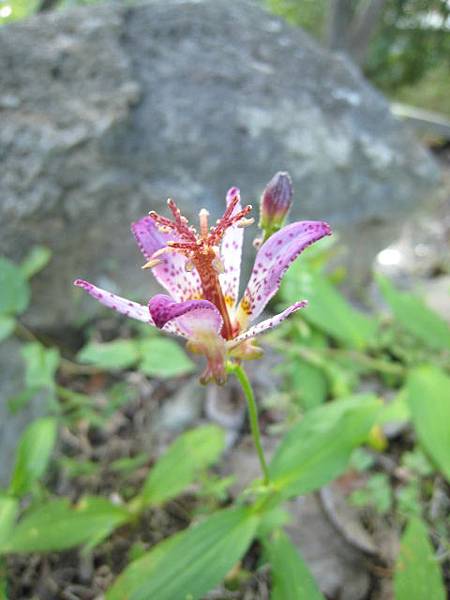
[227,362,270,485]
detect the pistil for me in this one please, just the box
[148,197,253,340]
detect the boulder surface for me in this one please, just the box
[0,0,440,328]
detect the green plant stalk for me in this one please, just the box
[228,363,270,485]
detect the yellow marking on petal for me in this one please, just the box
[189,291,204,300]
[184,259,194,272]
[212,256,225,274]
[240,296,252,315]
[224,295,235,308]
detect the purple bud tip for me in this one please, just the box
[259,172,293,235]
[262,172,293,215]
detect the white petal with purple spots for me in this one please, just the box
[238,220,331,323]
[131,217,202,302]
[74,279,154,324]
[229,301,307,346]
[218,188,244,310]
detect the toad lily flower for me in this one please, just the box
[74,186,331,384]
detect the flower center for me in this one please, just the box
[147,194,253,340]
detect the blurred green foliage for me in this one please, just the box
[266,0,450,114]
[0,241,449,596]
[365,0,450,91]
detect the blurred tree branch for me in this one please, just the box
[326,0,388,64]
[37,0,59,13]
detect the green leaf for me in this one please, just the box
[9,417,58,497]
[265,529,324,600]
[138,337,195,378]
[406,367,450,482]
[139,425,225,506]
[376,388,410,426]
[292,360,328,410]
[269,395,380,499]
[21,343,60,390]
[394,517,445,600]
[106,506,259,600]
[377,274,450,351]
[0,496,19,548]
[281,264,377,349]
[0,315,15,343]
[2,497,130,553]
[77,339,139,371]
[7,387,40,415]
[20,246,51,279]
[0,257,30,316]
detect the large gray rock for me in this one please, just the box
[1,0,440,329]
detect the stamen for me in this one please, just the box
[236,217,255,228]
[142,258,163,270]
[146,193,255,341]
[152,247,170,258]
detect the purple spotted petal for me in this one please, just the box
[131,217,202,302]
[219,188,244,310]
[74,279,154,324]
[148,294,226,383]
[229,301,307,346]
[148,294,223,338]
[238,220,331,323]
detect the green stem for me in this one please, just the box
[228,363,270,485]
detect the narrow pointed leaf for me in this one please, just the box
[265,529,324,600]
[0,315,15,342]
[20,246,51,279]
[107,507,259,600]
[269,395,380,499]
[138,337,195,378]
[0,497,19,548]
[394,517,445,600]
[77,339,140,371]
[406,366,450,482]
[21,343,60,389]
[0,257,30,316]
[3,497,130,553]
[9,417,58,497]
[377,274,450,351]
[281,264,377,349]
[140,425,225,506]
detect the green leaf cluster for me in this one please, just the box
[77,336,195,378]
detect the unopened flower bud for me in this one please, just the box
[258,171,293,242]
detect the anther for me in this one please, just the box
[142,258,163,270]
[237,217,255,228]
